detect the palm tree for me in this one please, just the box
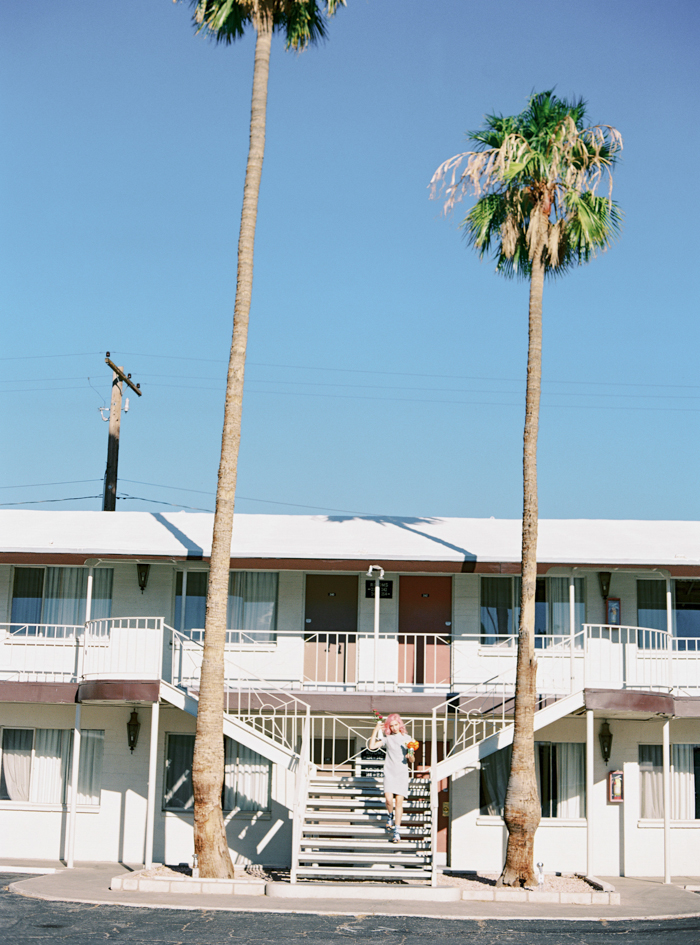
[184,0,345,879]
[431,91,622,886]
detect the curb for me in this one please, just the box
[9,881,700,923]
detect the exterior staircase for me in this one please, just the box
[293,775,434,883]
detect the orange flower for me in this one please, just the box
[407,740,419,752]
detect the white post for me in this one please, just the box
[368,566,383,690]
[586,709,594,876]
[66,704,82,868]
[85,568,94,624]
[373,579,380,690]
[666,576,674,692]
[144,700,160,869]
[662,718,671,884]
[569,574,576,692]
[430,709,438,886]
[76,567,94,682]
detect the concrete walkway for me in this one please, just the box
[4,863,700,921]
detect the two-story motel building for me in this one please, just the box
[1,510,700,881]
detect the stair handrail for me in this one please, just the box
[168,625,312,757]
[289,707,312,884]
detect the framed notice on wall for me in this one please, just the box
[606,598,621,626]
[608,770,624,803]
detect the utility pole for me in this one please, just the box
[103,352,142,512]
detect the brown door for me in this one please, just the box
[304,575,358,685]
[398,576,452,685]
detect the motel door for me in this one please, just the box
[398,576,452,686]
[304,575,358,686]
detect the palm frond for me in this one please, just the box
[431,89,623,279]
[189,0,344,48]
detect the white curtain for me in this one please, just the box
[42,568,88,625]
[223,737,237,811]
[91,569,114,620]
[227,572,278,641]
[234,743,270,811]
[556,743,585,818]
[163,733,195,810]
[640,745,663,818]
[77,730,104,805]
[223,737,270,811]
[548,578,569,637]
[672,744,695,820]
[480,745,511,815]
[30,729,70,804]
[0,729,33,801]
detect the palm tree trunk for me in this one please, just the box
[498,240,545,888]
[192,15,273,880]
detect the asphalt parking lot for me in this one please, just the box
[3,872,700,945]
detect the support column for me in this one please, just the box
[586,709,594,876]
[666,575,674,690]
[144,701,160,869]
[662,718,671,884]
[569,574,576,692]
[66,704,82,868]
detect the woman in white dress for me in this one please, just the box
[368,713,414,843]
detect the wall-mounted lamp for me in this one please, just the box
[599,720,613,765]
[136,563,150,594]
[127,709,141,753]
[599,572,612,600]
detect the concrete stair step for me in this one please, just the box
[295,866,431,879]
[297,851,430,864]
[309,784,430,797]
[305,798,428,809]
[303,811,430,823]
[300,824,429,837]
[299,838,427,850]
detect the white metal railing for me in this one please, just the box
[168,627,311,757]
[583,624,674,691]
[3,618,700,695]
[307,712,437,777]
[0,622,84,681]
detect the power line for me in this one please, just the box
[0,352,102,361]
[122,478,215,496]
[111,351,700,392]
[0,479,101,490]
[116,494,214,513]
[0,495,102,507]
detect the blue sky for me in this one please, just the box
[2,0,699,521]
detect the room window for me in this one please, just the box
[11,567,113,630]
[639,744,700,819]
[480,578,516,644]
[163,733,271,812]
[174,571,278,643]
[674,581,700,647]
[637,580,666,632]
[479,577,584,646]
[480,742,585,818]
[0,727,104,806]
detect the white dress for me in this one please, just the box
[378,731,410,797]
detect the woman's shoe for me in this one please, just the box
[386,814,394,830]
[391,828,401,843]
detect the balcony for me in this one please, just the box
[2,619,699,696]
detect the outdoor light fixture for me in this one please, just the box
[599,572,612,600]
[127,709,141,754]
[136,563,150,594]
[599,720,613,765]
